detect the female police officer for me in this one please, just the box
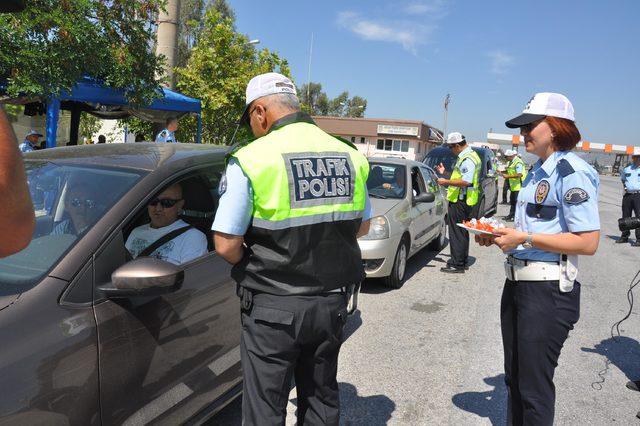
[476,93,600,425]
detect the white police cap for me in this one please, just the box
[506,92,575,129]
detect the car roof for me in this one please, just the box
[367,157,426,168]
[24,143,230,171]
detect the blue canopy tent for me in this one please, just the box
[2,77,202,147]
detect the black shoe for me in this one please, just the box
[503,216,514,222]
[441,265,465,274]
[632,241,640,247]
[636,411,640,420]
[626,380,640,392]
[616,237,629,244]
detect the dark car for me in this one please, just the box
[423,146,499,217]
[0,144,241,425]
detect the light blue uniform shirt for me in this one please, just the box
[155,129,176,143]
[621,164,640,191]
[212,158,373,236]
[510,151,600,262]
[513,159,524,175]
[19,140,35,153]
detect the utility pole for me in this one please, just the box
[307,32,314,108]
[156,0,181,89]
[443,93,450,143]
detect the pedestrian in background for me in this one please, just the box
[97,135,106,144]
[476,92,600,425]
[617,153,640,245]
[155,117,178,143]
[212,72,371,425]
[19,129,42,153]
[501,149,527,221]
[436,132,481,273]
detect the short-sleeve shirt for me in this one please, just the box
[621,164,640,191]
[125,219,208,265]
[510,151,600,262]
[457,147,477,185]
[155,129,176,143]
[19,140,35,153]
[212,158,373,236]
[514,160,524,174]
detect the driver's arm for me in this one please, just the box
[0,107,34,257]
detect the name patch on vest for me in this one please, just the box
[283,152,355,208]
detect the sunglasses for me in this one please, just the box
[149,198,182,208]
[70,198,97,209]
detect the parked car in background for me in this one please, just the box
[0,144,241,425]
[359,158,447,288]
[423,146,499,218]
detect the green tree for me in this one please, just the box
[299,84,367,118]
[174,9,289,145]
[79,113,102,142]
[0,0,166,104]
[346,95,367,118]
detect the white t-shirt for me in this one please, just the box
[125,219,208,265]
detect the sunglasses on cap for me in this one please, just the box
[149,197,182,208]
[70,198,97,209]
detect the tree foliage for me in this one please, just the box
[0,0,166,104]
[299,83,367,118]
[174,9,290,145]
[79,113,102,142]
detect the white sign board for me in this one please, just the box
[377,124,419,137]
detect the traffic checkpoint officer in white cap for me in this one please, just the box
[436,131,482,273]
[475,92,600,425]
[501,149,527,221]
[20,129,42,152]
[212,72,372,425]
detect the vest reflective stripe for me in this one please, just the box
[252,210,364,230]
[446,150,481,206]
[507,157,527,191]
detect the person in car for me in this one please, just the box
[125,183,207,265]
[51,183,101,235]
[383,167,407,197]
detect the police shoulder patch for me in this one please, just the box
[564,187,589,205]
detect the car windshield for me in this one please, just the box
[367,163,406,199]
[0,161,144,293]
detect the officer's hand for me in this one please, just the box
[475,233,496,247]
[493,228,527,253]
[436,163,445,175]
[437,178,447,186]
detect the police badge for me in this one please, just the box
[535,180,550,204]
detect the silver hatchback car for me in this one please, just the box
[358,158,447,288]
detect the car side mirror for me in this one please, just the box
[413,193,435,204]
[98,257,184,298]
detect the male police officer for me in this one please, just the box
[212,72,371,425]
[501,149,527,221]
[436,132,481,273]
[20,129,42,153]
[155,117,178,143]
[618,153,640,245]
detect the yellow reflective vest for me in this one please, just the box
[446,148,481,206]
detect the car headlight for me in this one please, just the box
[360,215,389,240]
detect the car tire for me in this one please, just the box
[428,220,447,251]
[384,238,408,289]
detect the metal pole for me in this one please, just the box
[46,98,60,149]
[307,32,314,106]
[156,0,181,89]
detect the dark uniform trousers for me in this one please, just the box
[241,291,348,426]
[621,193,640,239]
[446,200,473,268]
[502,178,510,204]
[509,190,519,218]
[501,279,580,426]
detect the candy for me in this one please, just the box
[461,217,505,233]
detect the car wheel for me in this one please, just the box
[384,238,408,289]
[428,220,447,251]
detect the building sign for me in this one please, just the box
[377,124,419,137]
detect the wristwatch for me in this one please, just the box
[522,232,534,249]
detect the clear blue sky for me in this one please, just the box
[228,0,639,146]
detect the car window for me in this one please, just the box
[411,167,427,196]
[121,169,221,266]
[0,161,145,294]
[367,163,407,199]
[424,153,455,176]
[419,166,439,193]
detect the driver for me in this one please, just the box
[125,183,207,265]
[383,167,406,196]
[51,183,101,235]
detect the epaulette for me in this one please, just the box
[557,159,575,177]
[332,135,358,150]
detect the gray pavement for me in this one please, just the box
[212,175,640,425]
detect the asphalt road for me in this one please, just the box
[212,175,640,425]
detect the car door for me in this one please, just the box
[477,149,498,217]
[419,166,445,241]
[407,166,431,252]
[92,168,241,425]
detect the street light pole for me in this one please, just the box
[443,93,450,143]
[307,32,314,106]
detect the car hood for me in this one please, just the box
[370,198,403,218]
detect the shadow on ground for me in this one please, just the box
[582,336,640,386]
[209,382,395,425]
[451,374,508,426]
